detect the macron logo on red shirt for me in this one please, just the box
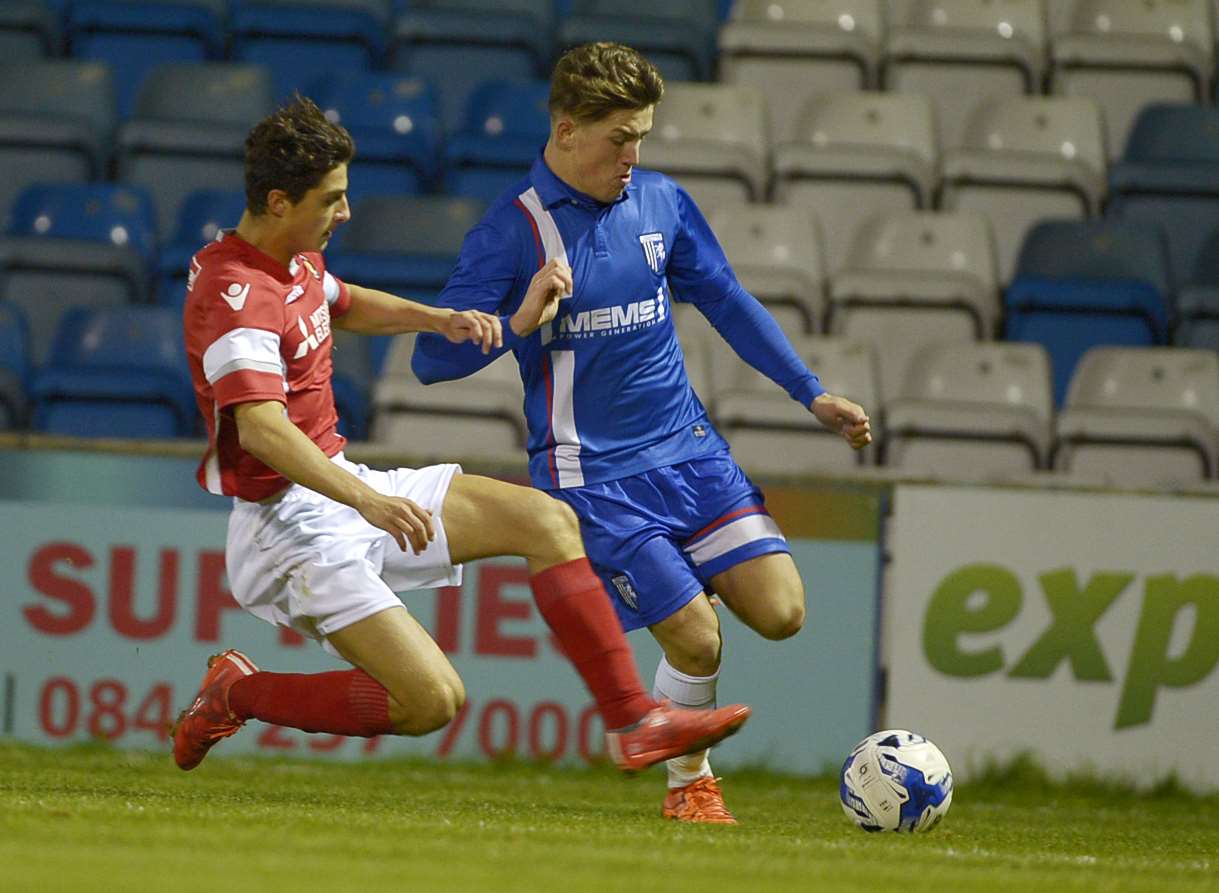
[221,282,250,311]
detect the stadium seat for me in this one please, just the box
[771,92,937,274]
[672,302,716,403]
[391,0,550,132]
[828,210,999,399]
[0,0,59,60]
[1005,219,1172,406]
[326,195,486,294]
[1050,0,1213,159]
[31,305,196,438]
[712,334,880,474]
[117,62,275,243]
[9,182,159,274]
[0,60,115,221]
[0,183,157,366]
[158,188,246,303]
[705,203,827,336]
[558,0,718,83]
[0,300,30,429]
[938,96,1107,282]
[883,0,1047,150]
[1106,104,1219,290]
[883,341,1053,478]
[314,72,440,201]
[444,79,550,201]
[372,332,527,461]
[67,0,224,119]
[231,0,389,102]
[644,82,769,211]
[718,0,885,144]
[1176,227,1219,351]
[1052,347,1219,488]
[331,328,372,441]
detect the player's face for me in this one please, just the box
[567,106,654,203]
[283,164,350,253]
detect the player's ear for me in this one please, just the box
[267,189,291,218]
[553,115,577,150]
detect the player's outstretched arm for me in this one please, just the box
[233,400,436,553]
[335,283,502,354]
[811,394,872,450]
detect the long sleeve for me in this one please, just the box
[411,219,526,384]
[666,187,825,407]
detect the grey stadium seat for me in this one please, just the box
[0,60,115,221]
[117,63,275,241]
[771,92,938,274]
[883,341,1053,479]
[1052,347,1219,489]
[718,0,885,144]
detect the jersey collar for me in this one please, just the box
[529,154,631,211]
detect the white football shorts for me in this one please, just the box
[226,454,463,651]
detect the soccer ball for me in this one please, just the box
[839,729,953,833]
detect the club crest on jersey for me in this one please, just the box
[639,232,666,274]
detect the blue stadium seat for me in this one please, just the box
[231,0,388,102]
[0,59,115,222]
[32,305,196,438]
[327,195,485,294]
[117,62,274,242]
[67,1,224,119]
[0,300,30,429]
[9,182,159,273]
[158,188,246,301]
[445,79,549,200]
[1107,103,1219,289]
[0,1,59,59]
[557,0,719,82]
[391,1,550,131]
[314,72,440,200]
[1006,219,1172,406]
[1,183,157,366]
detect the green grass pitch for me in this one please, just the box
[1,741,1216,893]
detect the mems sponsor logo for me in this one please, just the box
[555,287,667,340]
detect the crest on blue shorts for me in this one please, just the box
[639,232,666,274]
[611,574,639,611]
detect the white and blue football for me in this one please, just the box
[839,730,953,833]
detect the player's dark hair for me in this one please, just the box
[549,42,664,123]
[244,95,355,215]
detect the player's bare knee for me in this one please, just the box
[530,494,584,562]
[392,677,466,736]
[668,626,722,677]
[758,599,805,641]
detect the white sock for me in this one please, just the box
[653,655,719,789]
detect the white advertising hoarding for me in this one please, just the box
[887,485,1219,792]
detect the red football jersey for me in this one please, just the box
[184,231,352,501]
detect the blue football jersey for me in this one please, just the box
[413,155,823,490]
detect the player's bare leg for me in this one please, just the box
[649,595,736,823]
[325,606,465,734]
[440,473,750,772]
[710,553,806,642]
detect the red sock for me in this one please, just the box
[531,557,656,729]
[228,668,394,737]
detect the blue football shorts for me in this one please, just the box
[549,452,790,631]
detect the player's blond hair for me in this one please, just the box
[549,42,664,123]
[244,96,355,215]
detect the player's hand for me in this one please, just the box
[442,309,502,354]
[510,258,572,337]
[811,393,872,450]
[356,492,436,554]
